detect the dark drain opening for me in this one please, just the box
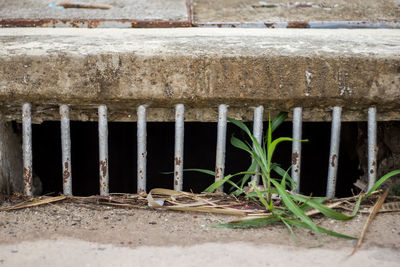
[30,121,360,197]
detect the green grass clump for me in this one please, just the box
[194,112,400,240]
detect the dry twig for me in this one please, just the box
[349,188,390,256]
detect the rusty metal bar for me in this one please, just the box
[2,18,398,29]
[251,106,264,185]
[186,0,194,24]
[137,105,147,193]
[22,103,33,196]
[215,104,228,192]
[291,107,302,193]
[60,105,72,196]
[195,22,286,28]
[326,106,342,198]
[174,104,185,191]
[308,20,400,29]
[367,107,377,191]
[98,105,109,196]
[0,19,191,28]
[194,20,400,29]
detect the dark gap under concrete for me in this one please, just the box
[30,121,360,197]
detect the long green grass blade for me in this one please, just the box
[227,118,252,136]
[226,180,243,192]
[238,160,258,189]
[280,216,298,244]
[268,137,293,160]
[203,178,230,193]
[364,170,400,199]
[272,165,296,190]
[285,219,357,239]
[231,135,252,154]
[251,182,271,210]
[214,215,281,229]
[267,115,272,152]
[270,112,288,133]
[290,194,352,220]
[182,168,215,176]
[345,169,400,218]
[203,171,261,193]
[270,179,320,234]
[280,166,292,189]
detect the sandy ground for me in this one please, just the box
[0,200,399,266]
[0,0,188,20]
[1,0,399,22]
[193,0,400,22]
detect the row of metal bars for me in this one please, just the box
[22,103,377,197]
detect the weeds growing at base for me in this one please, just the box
[190,112,400,240]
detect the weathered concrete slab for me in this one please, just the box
[0,0,188,21]
[193,0,400,22]
[0,28,399,122]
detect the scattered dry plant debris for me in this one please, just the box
[350,187,390,256]
[1,189,399,220]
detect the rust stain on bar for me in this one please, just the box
[0,19,191,28]
[23,166,32,194]
[287,21,310,28]
[215,166,222,181]
[63,160,70,184]
[292,151,299,165]
[330,154,337,167]
[264,23,275,28]
[174,156,182,166]
[100,159,108,178]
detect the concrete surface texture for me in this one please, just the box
[0,202,399,267]
[0,0,188,21]
[0,28,399,121]
[193,0,400,22]
[0,238,399,267]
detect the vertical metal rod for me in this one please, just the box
[98,105,109,196]
[291,107,302,193]
[137,105,147,193]
[326,106,342,198]
[174,104,184,191]
[215,104,228,192]
[22,103,33,196]
[251,106,264,185]
[60,105,72,196]
[367,107,377,191]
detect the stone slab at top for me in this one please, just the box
[193,0,400,22]
[0,0,188,21]
[0,28,399,122]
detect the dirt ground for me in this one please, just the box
[193,0,400,22]
[0,200,399,266]
[0,0,188,21]
[1,0,399,22]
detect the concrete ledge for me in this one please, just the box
[0,28,399,121]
